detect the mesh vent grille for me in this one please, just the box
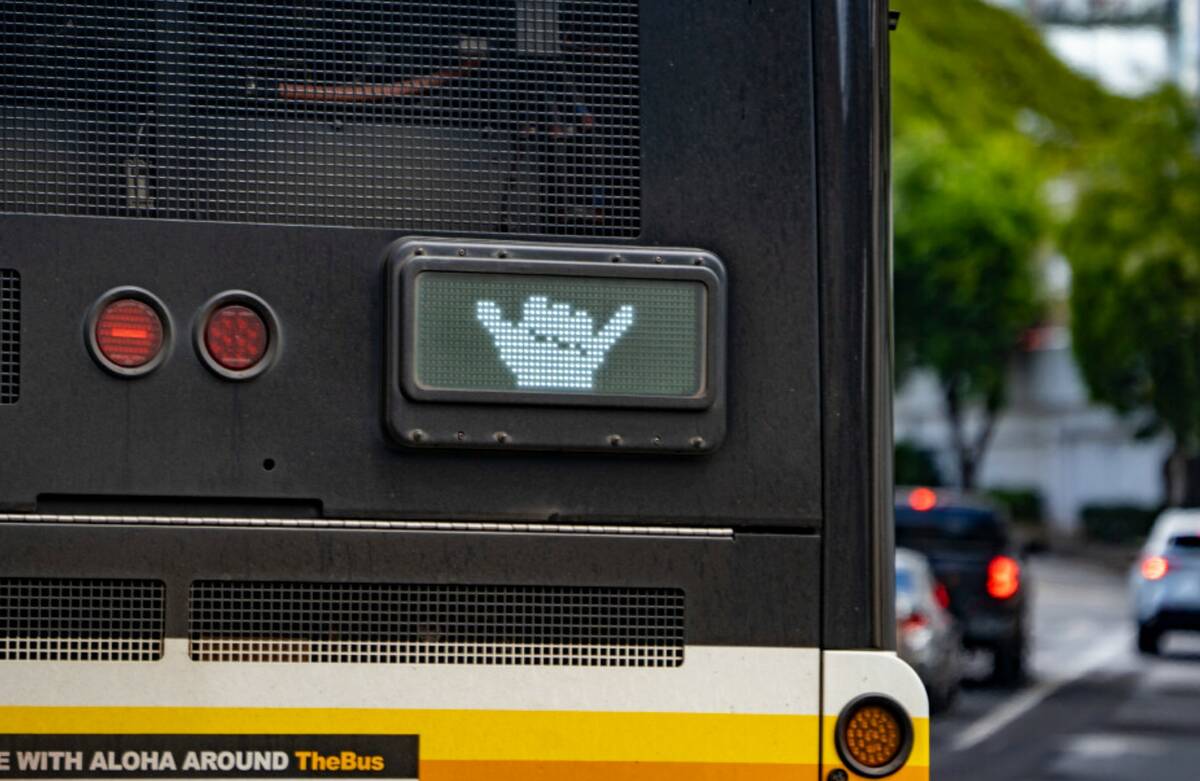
[0,578,165,661]
[191,582,684,666]
[0,1,641,237]
[0,269,15,404]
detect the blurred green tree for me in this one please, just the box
[888,0,1127,491]
[893,133,1045,490]
[895,441,945,487]
[891,0,1127,162]
[1061,90,1200,505]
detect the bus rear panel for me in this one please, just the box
[0,2,925,779]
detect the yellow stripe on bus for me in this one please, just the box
[421,760,814,780]
[0,707,818,764]
[0,706,929,779]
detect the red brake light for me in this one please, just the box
[94,298,164,369]
[205,304,268,371]
[1141,555,1169,581]
[933,582,951,610]
[900,612,929,633]
[987,555,1020,600]
[908,487,937,512]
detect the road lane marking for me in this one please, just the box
[950,629,1132,753]
[1059,733,1166,758]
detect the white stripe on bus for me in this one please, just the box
[0,640,819,716]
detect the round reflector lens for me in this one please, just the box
[844,704,904,769]
[204,304,268,371]
[94,298,164,369]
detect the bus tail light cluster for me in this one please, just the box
[87,289,278,380]
[835,695,914,778]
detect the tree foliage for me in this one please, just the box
[890,0,1200,500]
[891,0,1128,162]
[893,132,1045,488]
[886,0,1138,489]
[886,0,1120,488]
[1061,90,1200,501]
[893,135,1044,390]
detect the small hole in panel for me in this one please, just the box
[262,458,276,471]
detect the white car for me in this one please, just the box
[1131,509,1200,654]
[896,547,964,711]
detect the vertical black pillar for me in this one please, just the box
[815,0,896,650]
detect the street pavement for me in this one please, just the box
[932,554,1200,780]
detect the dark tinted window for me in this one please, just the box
[895,506,1007,546]
[1169,535,1200,550]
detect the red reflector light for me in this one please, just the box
[908,487,937,512]
[987,555,1020,600]
[1141,555,1169,581]
[205,304,268,371]
[94,298,164,369]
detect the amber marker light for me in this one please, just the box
[835,695,914,778]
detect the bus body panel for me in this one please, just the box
[0,0,823,530]
[0,645,823,779]
[0,0,928,778]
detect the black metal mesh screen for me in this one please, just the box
[0,578,165,660]
[0,1,640,236]
[191,581,684,666]
[0,269,16,404]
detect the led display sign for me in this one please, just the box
[387,239,726,451]
[411,272,707,403]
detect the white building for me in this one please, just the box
[1176,0,1200,94]
[987,0,1198,96]
[894,333,1171,532]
